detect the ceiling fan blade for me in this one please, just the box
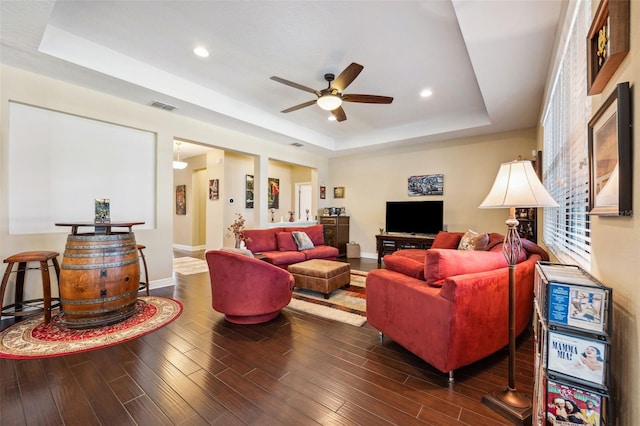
[331,106,347,122]
[270,76,320,95]
[332,63,364,92]
[343,94,393,104]
[281,99,317,113]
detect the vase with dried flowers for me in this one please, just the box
[226,213,251,248]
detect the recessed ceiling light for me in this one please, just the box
[193,47,209,58]
[420,88,433,98]
[328,115,337,121]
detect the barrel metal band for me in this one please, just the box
[66,233,134,242]
[64,242,135,250]
[61,258,139,269]
[62,248,137,258]
[60,289,139,305]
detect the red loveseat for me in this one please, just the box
[243,224,339,268]
[366,231,548,381]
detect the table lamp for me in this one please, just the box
[479,159,558,424]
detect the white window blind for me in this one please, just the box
[542,0,591,267]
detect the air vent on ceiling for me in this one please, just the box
[149,100,177,111]
[290,142,304,147]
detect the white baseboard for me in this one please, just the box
[147,278,175,291]
[173,243,206,252]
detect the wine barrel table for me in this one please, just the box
[55,221,144,328]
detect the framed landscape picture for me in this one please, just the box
[588,82,632,216]
[408,174,443,196]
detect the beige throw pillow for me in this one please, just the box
[292,231,315,250]
[457,229,489,251]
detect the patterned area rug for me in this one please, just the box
[173,256,208,275]
[286,270,367,327]
[0,296,182,359]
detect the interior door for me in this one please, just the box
[296,183,313,221]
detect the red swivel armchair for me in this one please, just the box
[205,250,295,324]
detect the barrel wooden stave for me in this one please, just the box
[60,232,140,328]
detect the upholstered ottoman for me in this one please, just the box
[288,259,350,299]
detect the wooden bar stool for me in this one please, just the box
[0,251,61,324]
[137,244,150,296]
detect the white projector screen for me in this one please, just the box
[8,102,156,234]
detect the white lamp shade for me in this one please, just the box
[479,160,558,208]
[316,94,342,111]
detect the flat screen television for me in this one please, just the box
[385,201,443,235]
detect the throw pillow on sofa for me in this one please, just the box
[457,229,489,251]
[292,231,314,250]
[383,254,425,280]
[276,232,299,251]
[425,249,511,287]
[431,231,464,249]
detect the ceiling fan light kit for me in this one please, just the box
[271,62,393,122]
[317,94,342,111]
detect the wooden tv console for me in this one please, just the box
[376,233,436,266]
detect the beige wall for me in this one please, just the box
[581,1,639,422]
[328,128,538,256]
[0,65,327,296]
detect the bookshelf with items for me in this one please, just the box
[516,207,537,242]
[533,262,612,426]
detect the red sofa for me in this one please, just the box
[366,231,547,381]
[243,224,338,268]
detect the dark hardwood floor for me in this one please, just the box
[1,255,534,425]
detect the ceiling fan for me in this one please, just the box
[270,63,393,122]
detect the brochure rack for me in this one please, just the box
[533,261,612,425]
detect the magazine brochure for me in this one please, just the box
[547,330,607,389]
[546,379,604,426]
[548,283,607,334]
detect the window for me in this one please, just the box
[542,1,592,267]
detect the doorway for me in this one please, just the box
[295,182,313,221]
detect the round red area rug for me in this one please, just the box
[0,296,182,359]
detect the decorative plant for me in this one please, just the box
[226,213,251,247]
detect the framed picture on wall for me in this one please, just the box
[333,186,345,199]
[408,174,444,196]
[246,175,254,208]
[586,0,630,95]
[320,185,326,199]
[268,177,280,208]
[209,179,219,200]
[176,185,186,215]
[588,82,632,216]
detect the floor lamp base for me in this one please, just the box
[482,386,532,426]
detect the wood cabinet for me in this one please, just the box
[376,233,435,266]
[515,207,537,242]
[321,216,349,257]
